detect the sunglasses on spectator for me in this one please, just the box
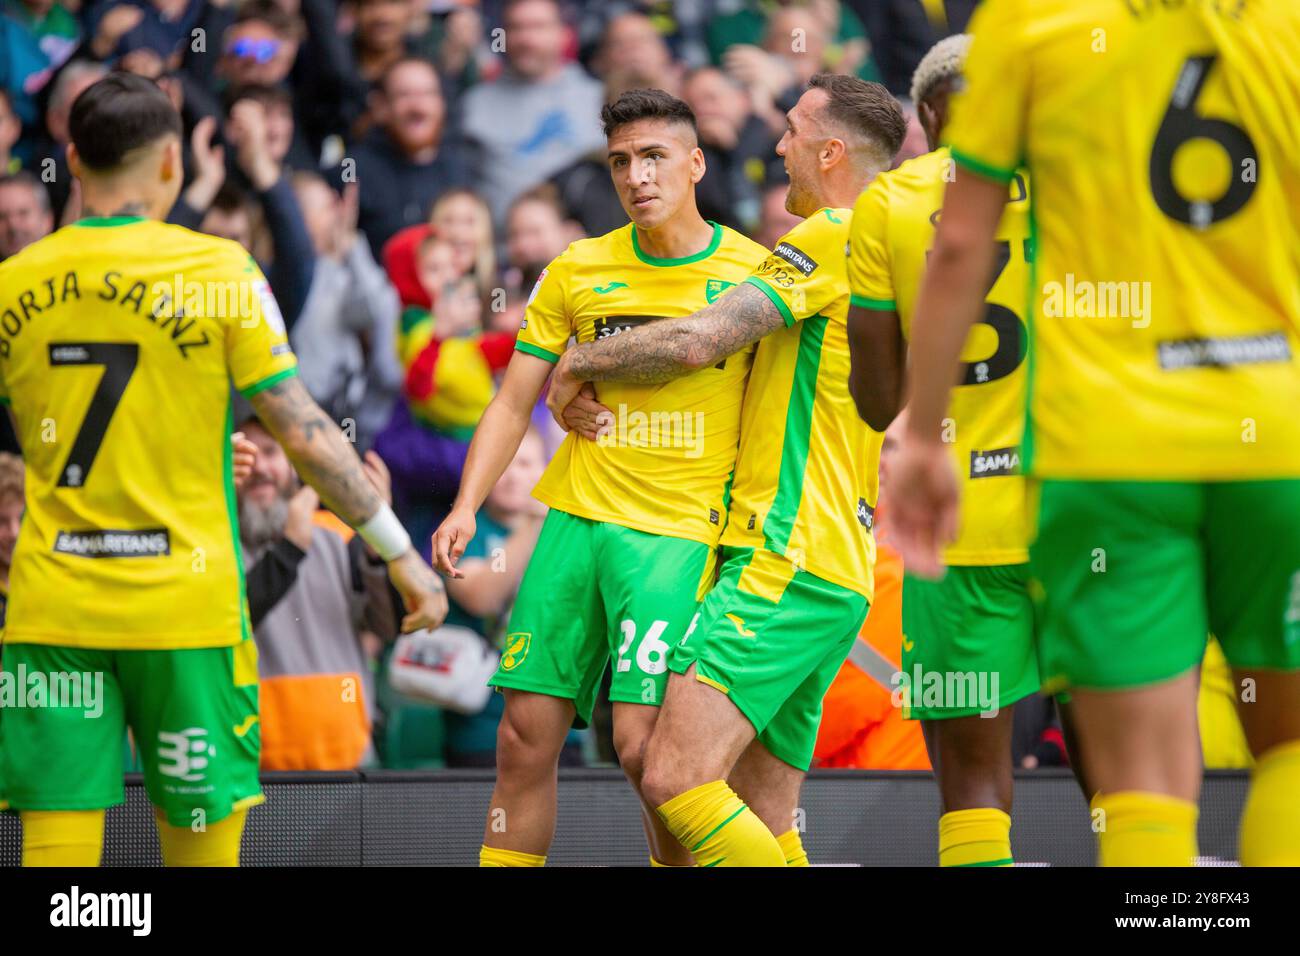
[227,38,282,63]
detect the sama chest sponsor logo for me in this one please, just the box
[970,446,1021,478]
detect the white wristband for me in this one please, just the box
[357,504,412,562]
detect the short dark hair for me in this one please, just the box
[69,72,182,171]
[234,0,302,40]
[601,88,697,140]
[223,82,293,117]
[211,181,253,215]
[807,72,907,162]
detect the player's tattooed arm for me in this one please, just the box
[248,374,383,527]
[560,282,786,385]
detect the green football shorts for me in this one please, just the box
[1030,479,1300,691]
[901,564,1039,720]
[489,509,713,726]
[667,546,869,772]
[0,639,263,827]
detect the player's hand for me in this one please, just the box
[723,44,792,99]
[888,437,960,580]
[387,548,449,632]
[545,355,584,432]
[93,4,145,57]
[284,483,320,552]
[184,116,226,212]
[229,99,279,191]
[561,382,612,442]
[431,506,475,578]
[361,450,392,505]
[231,431,257,490]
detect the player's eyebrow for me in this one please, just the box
[607,142,671,160]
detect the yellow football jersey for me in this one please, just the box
[0,216,297,649]
[518,221,769,546]
[947,0,1300,480]
[849,147,1032,565]
[722,208,883,602]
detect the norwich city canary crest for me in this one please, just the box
[501,632,531,671]
[705,279,735,303]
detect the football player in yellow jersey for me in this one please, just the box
[891,0,1300,866]
[432,89,770,867]
[548,73,907,866]
[0,73,447,867]
[846,35,1039,868]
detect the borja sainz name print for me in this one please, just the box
[0,270,216,359]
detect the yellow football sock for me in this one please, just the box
[21,810,105,867]
[777,829,809,867]
[1240,739,1300,866]
[656,780,785,867]
[938,808,1013,867]
[480,845,546,867]
[155,808,247,867]
[1093,791,1197,867]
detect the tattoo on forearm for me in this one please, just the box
[565,283,787,384]
[249,376,382,527]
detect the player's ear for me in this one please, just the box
[66,142,82,180]
[821,137,846,171]
[691,145,706,184]
[160,135,182,183]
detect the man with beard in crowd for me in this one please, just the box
[238,417,400,770]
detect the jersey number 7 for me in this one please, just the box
[48,342,139,488]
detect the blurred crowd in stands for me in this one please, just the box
[0,0,1250,775]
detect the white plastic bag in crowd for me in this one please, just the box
[388,626,499,715]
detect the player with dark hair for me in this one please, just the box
[892,0,1300,866]
[546,73,907,866]
[0,72,447,867]
[434,87,768,867]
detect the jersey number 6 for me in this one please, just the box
[1149,53,1258,229]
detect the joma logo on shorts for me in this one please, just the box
[970,446,1021,478]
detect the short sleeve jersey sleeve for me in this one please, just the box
[847,178,897,311]
[743,209,851,326]
[224,250,298,397]
[943,0,1030,184]
[514,252,573,363]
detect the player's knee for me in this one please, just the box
[495,706,561,778]
[640,751,689,809]
[614,733,649,789]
